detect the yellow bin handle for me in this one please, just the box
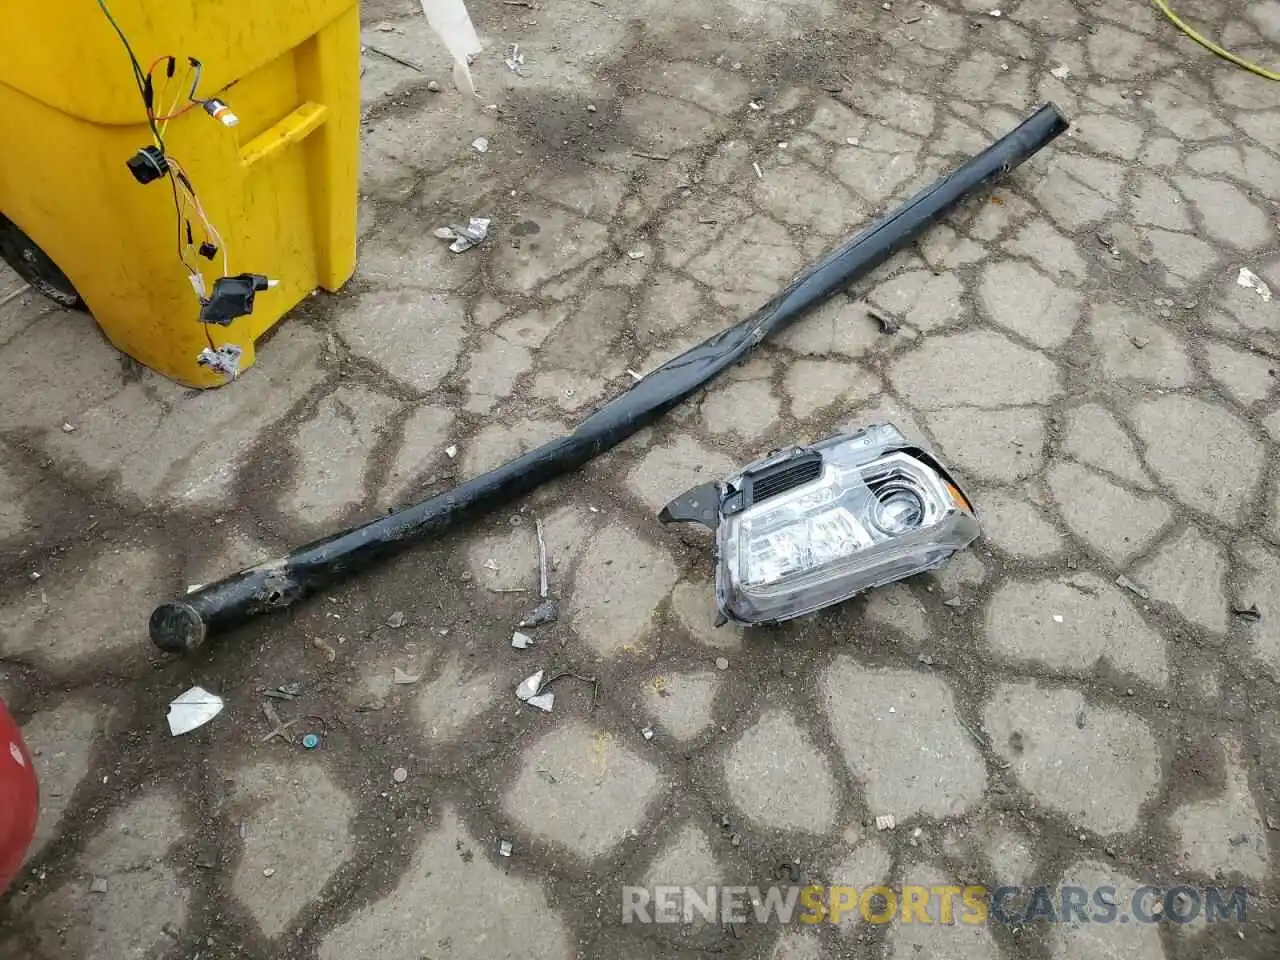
[240,101,328,167]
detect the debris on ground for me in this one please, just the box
[445,444,458,458]
[1050,64,1071,80]
[301,733,321,750]
[504,43,526,74]
[535,518,550,599]
[392,766,409,783]
[311,635,338,662]
[875,814,896,831]
[627,249,645,260]
[498,839,514,857]
[260,702,299,744]
[511,631,534,650]
[1115,575,1150,600]
[89,877,109,894]
[868,306,901,334]
[1233,603,1262,623]
[472,136,490,153]
[264,681,303,701]
[386,611,407,628]
[752,161,764,179]
[60,422,75,433]
[427,80,441,93]
[917,653,935,666]
[943,597,964,607]
[516,670,555,712]
[641,726,655,740]
[167,686,225,736]
[518,599,559,628]
[1237,267,1272,302]
[845,136,860,146]
[392,666,421,684]
[715,657,730,671]
[434,217,490,253]
[1075,709,1087,729]
[363,44,424,73]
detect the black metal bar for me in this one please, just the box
[150,102,1069,653]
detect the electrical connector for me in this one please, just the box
[198,273,274,325]
[126,145,167,185]
[197,242,218,261]
[202,99,239,127]
[196,344,243,379]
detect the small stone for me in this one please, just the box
[89,877,108,894]
[472,137,490,154]
[641,727,654,741]
[715,657,729,671]
[385,611,406,629]
[845,136,860,146]
[876,814,897,831]
[263,867,276,878]
[445,444,458,458]
[498,839,513,857]
[427,80,441,93]
[392,767,409,783]
[61,422,75,433]
[586,104,597,112]
[28,571,40,581]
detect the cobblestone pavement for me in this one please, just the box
[3,0,1280,957]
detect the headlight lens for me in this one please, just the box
[662,424,980,625]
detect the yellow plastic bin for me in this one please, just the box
[0,0,360,387]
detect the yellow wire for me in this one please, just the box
[1151,0,1279,81]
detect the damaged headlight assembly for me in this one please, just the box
[660,424,979,625]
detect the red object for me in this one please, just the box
[0,699,38,894]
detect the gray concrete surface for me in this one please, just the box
[2,0,1280,957]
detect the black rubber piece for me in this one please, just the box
[149,102,1070,653]
[0,215,84,310]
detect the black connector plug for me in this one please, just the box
[126,145,167,185]
[197,242,218,261]
[199,273,272,325]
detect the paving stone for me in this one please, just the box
[1130,175,1192,231]
[1032,153,1125,229]
[286,386,397,524]
[1145,82,1232,139]
[867,270,965,333]
[983,826,1036,886]
[845,86,935,136]
[1089,302,1194,388]
[505,721,662,859]
[723,709,839,833]
[1174,176,1273,249]
[1047,462,1171,564]
[626,434,736,513]
[1133,526,1229,634]
[928,406,1046,483]
[1217,268,1280,333]
[1063,403,1154,489]
[570,523,677,656]
[1202,340,1274,406]
[821,661,986,818]
[1142,228,1220,288]
[686,214,806,311]
[463,419,565,477]
[1236,541,1280,681]
[1001,222,1089,282]
[1050,861,1168,960]
[782,359,880,420]
[669,580,744,650]
[1087,23,1175,76]
[0,543,162,671]
[21,697,111,858]
[492,205,610,294]
[888,331,1062,410]
[622,92,727,154]
[319,806,571,959]
[985,573,1168,687]
[977,489,1063,558]
[776,291,900,360]
[753,158,866,236]
[0,458,31,540]
[466,522,541,592]
[701,379,781,440]
[984,681,1161,834]
[464,333,532,414]
[932,550,987,595]
[1072,112,1144,160]
[526,164,629,221]
[28,791,188,960]
[824,838,893,934]
[337,289,467,391]
[1170,738,1268,881]
[642,670,720,741]
[642,822,722,894]
[832,146,919,205]
[230,760,355,938]
[1140,137,1181,168]
[864,583,930,642]
[1132,395,1263,522]
[416,656,499,743]
[918,224,987,270]
[381,403,456,504]
[888,864,1000,960]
